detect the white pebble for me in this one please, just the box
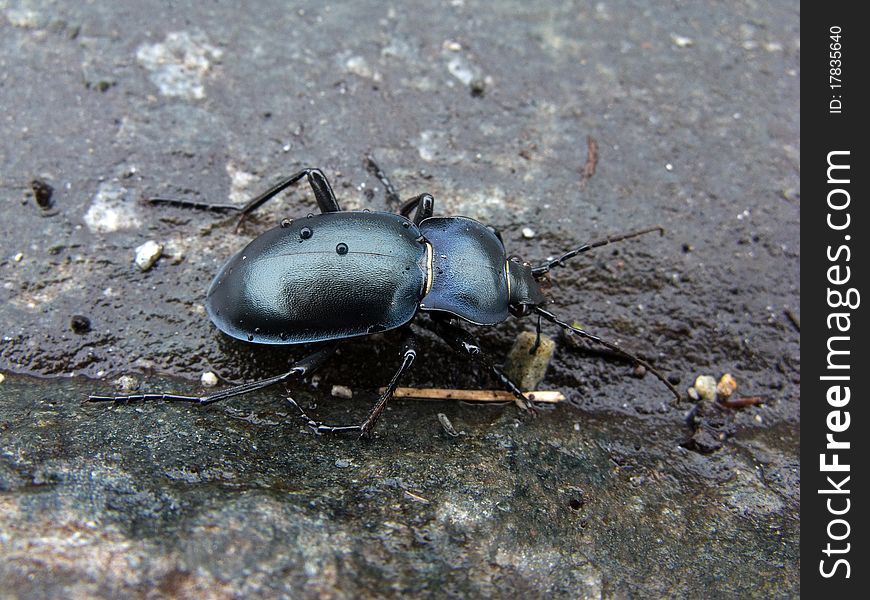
[671,34,694,48]
[693,375,717,401]
[331,384,353,399]
[521,227,536,239]
[201,371,218,387]
[134,240,163,271]
[115,375,139,393]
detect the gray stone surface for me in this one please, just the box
[1,1,799,597]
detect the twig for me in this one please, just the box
[580,136,599,189]
[719,396,764,409]
[380,387,565,403]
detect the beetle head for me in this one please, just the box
[507,256,547,317]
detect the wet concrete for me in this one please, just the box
[1,0,799,597]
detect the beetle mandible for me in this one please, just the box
[89,165,680,436]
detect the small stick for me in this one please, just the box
[719,395,764,409]
[381,387,565,403]
[580,135,599,189]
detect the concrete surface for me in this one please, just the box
[1,1,799,597]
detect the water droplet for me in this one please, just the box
[300,227,313,239]
[247,334,254,341]
[367,324,386,333]
[402,221,411,228]
[306,213,314,218]
[362,208,371,213]
[336,242,348,255]
[279,332,288,341]
[440,254,447,259]
[254,327,261,334]
[281,218,293,228]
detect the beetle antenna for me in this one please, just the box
[531,226,664,278]
[534,306,681,402]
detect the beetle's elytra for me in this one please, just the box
[90,165,680,437]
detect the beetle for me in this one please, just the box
[89,166,680,436]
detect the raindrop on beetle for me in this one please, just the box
[300,227,312,239]
[336,242,348,255]
[281,218,293,228]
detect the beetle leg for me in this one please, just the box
[147,197,241,213]
[359,333,418,437]
[364,155,401,206]
[285,334,418,437]
[149,168,341,225]
[421,319,533,411]
[235,168,340,218]
[362,155,434,225]
[88,344,337,405]
[399,194,435,225]
[286,397,362,434]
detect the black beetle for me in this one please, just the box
[90,165,680,436]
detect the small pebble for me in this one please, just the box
[693,375,717,401]
[469,78,486,97]
[438,413,459,437]
[671,34,694,48]
[335,458,352,468]
[134,240,163,271]
[201,371,218,387]
[31,179,54,210]
[521,227,536,239]
[716,373,737,399]
[163,240,185,264]
[503,330,556,391]
[13,253,23,262]
[0,373,5,384]
[70,315,91,334]
[687,387,700,401]
[331,384,353,399]
[115,375,139,393]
